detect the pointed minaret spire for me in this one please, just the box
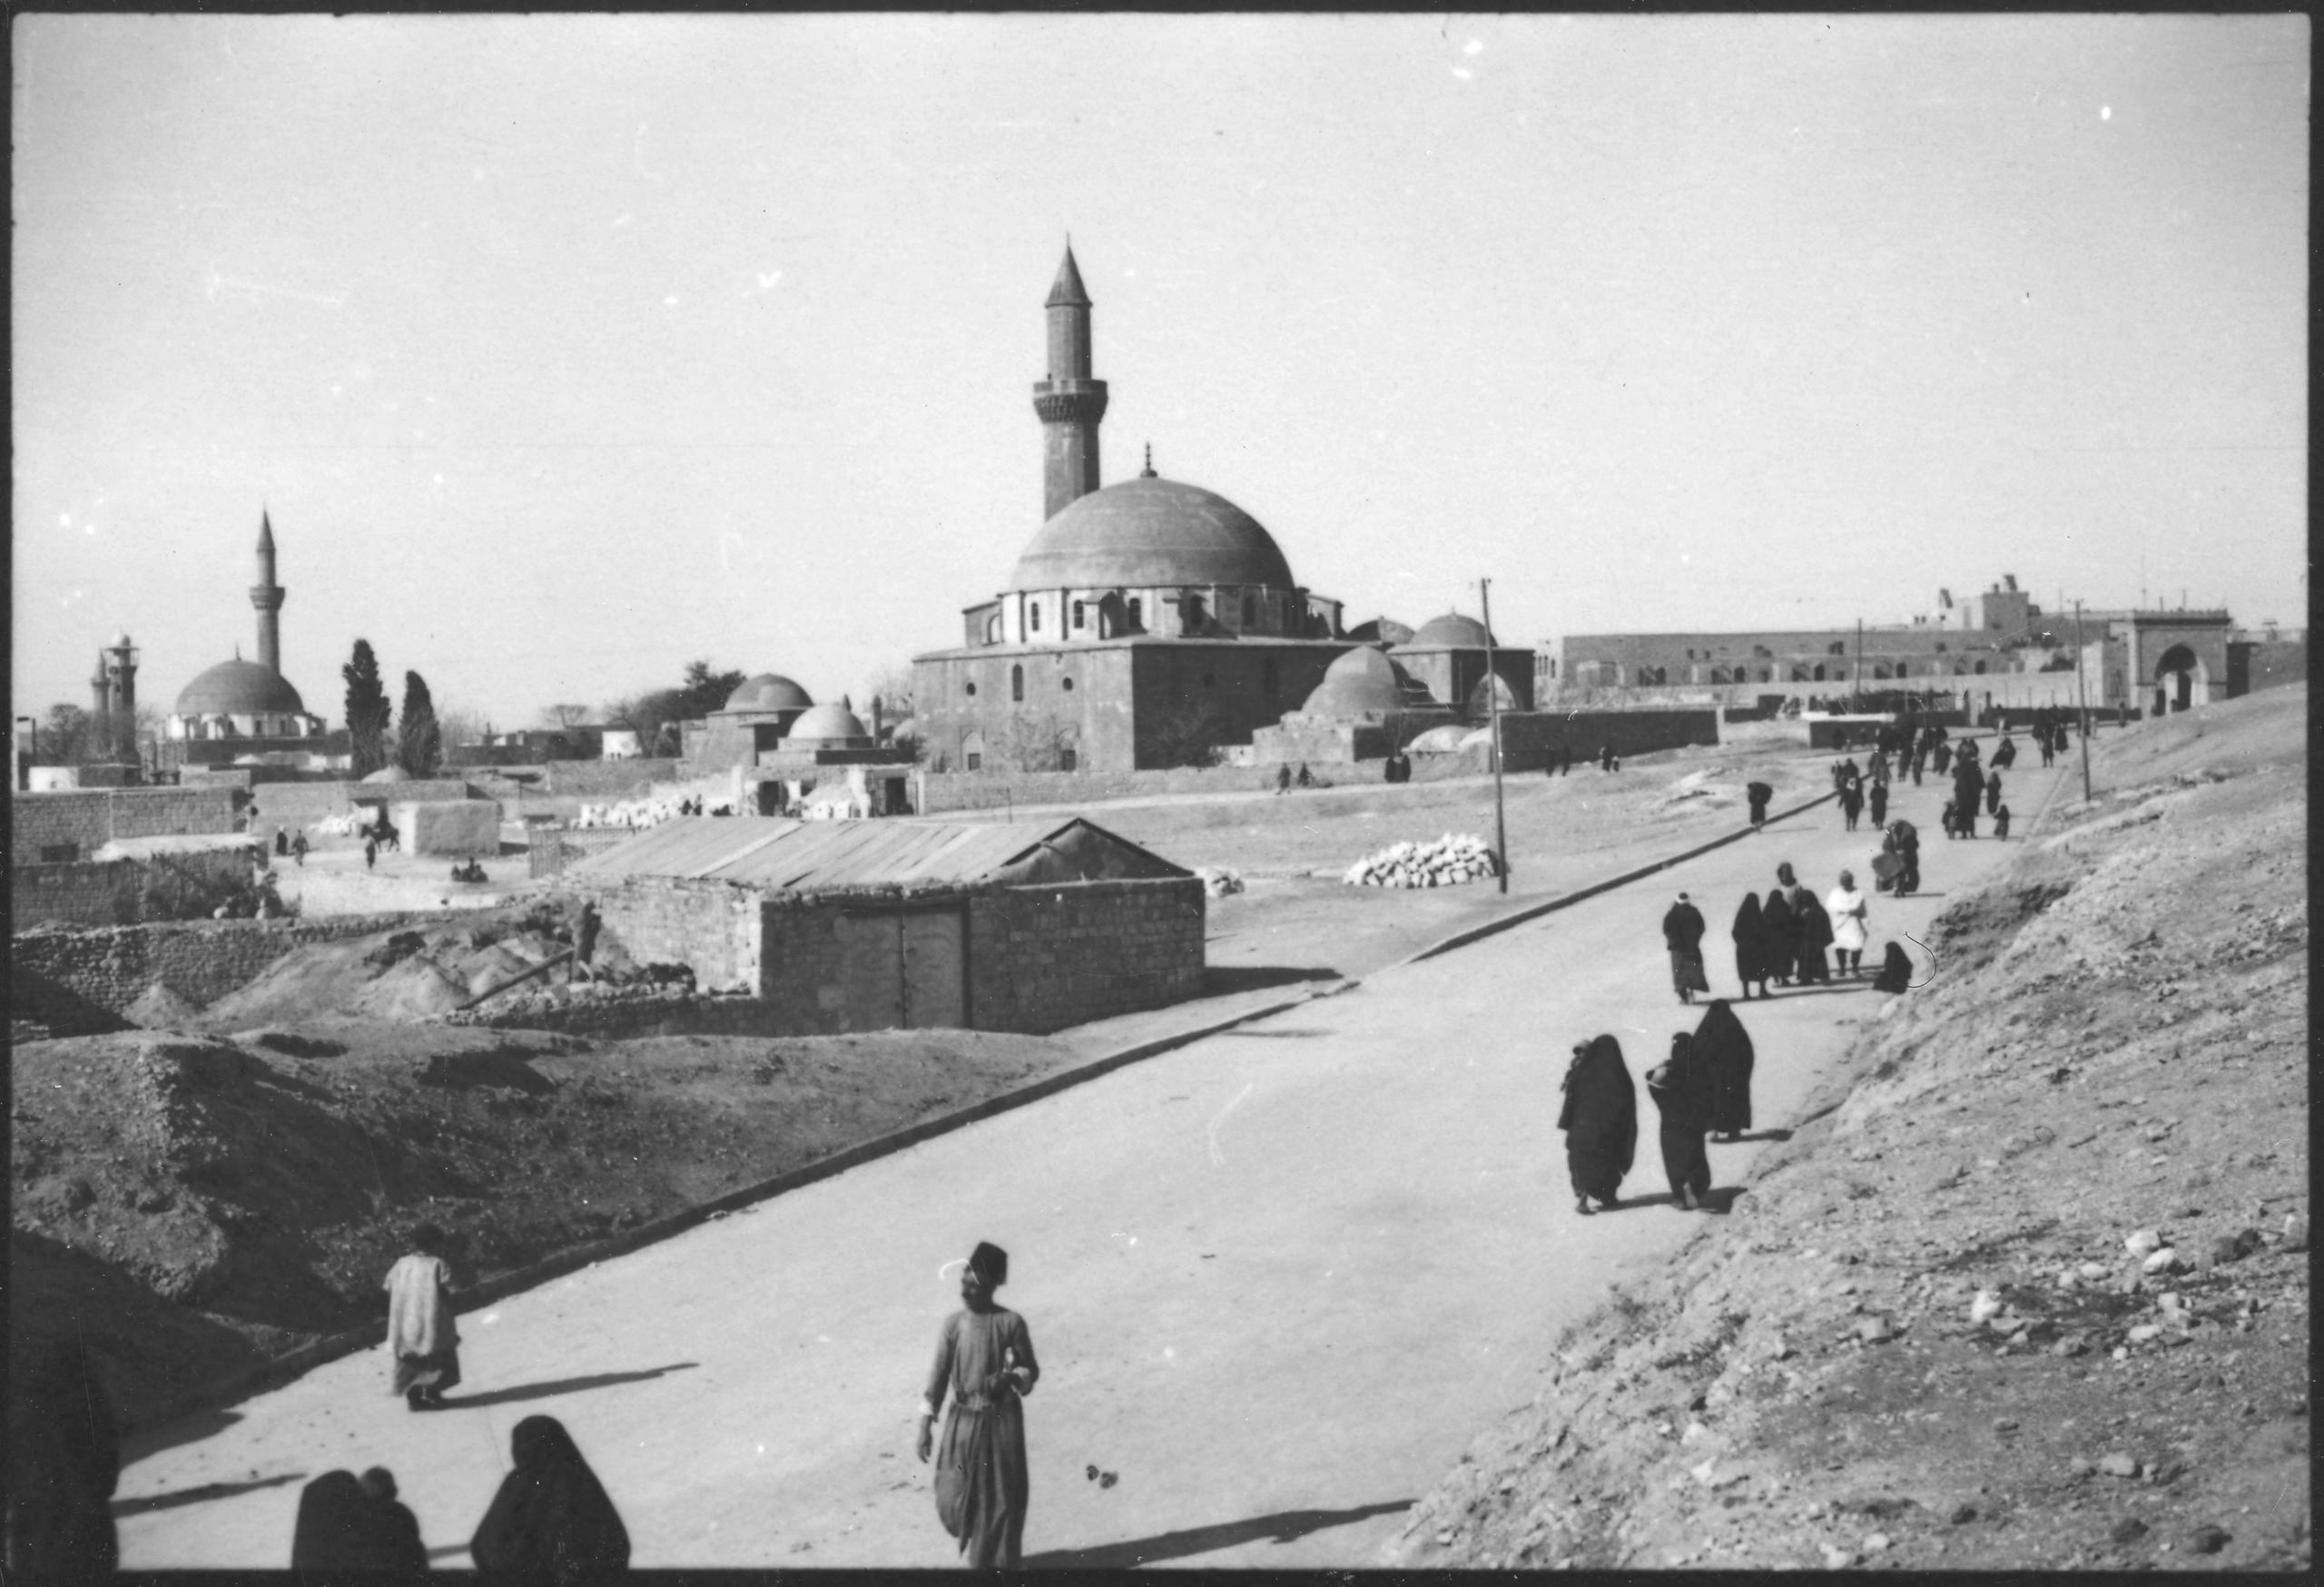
[1140,443,1156,478]
[1045,239,1091,309]
[250,508,286,674]
[1032,240,1108,520]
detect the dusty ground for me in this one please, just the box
[1388,685,2309,1572]
[0,734,1903,1434]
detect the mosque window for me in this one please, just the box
[1061,677,1075,692]
[1060,748,1078,772]
[1243,593,1256,626]
[1974,660,1988,675]
[965,682,977,696]
[1029,603,1041,634]
[1011,665,1024,703]
[967,752,982,772]
[986,616,1000,644]
[1128,597,1143,628]
[1072,601,1086,630]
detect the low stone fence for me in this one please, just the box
[11,912,438,1033]
[10,848,260,929]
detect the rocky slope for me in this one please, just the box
[1390,686,2309,1572]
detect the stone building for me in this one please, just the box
[162,513,328,765]
[913,245,1355,773]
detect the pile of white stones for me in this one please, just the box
[1343,833,1498,888]
[572,795,728,829]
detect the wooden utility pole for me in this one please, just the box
[1855,617,1865,709]
[1480,577,1509,894]
[2074,600,2093,803]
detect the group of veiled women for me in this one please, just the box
[1728,862,1873,996]
[1558,1000,1756,1215]
[289,1414,630,1582]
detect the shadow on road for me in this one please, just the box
[112,1469,305,1517]
[1715,1128,1795,1145]
[1200,965,1344,996]
[443,1362,699,1410]
[1022,1497,1414,1568]
[120,1407,244,1465]
[1604,1186,1751,1217]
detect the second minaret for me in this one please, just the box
[1031,242,1108,523]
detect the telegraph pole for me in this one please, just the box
[1855,617,1865,710]
[2074,600,2093,803]
[1480,577,1509,894]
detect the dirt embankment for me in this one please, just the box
[10,1021,1075,1429]
[1389,686,2309,1572]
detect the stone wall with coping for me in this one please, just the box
[562,877,763,993]
[12,786,245,865]
[968,877,1205,1034]
[394,800,502,856]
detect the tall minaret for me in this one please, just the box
[251,509,285,674]
[1031,242,1108,522]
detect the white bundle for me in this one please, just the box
[1342,832,1499,888]
[1196,865,1245,898]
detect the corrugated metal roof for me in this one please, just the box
[563,815,1185,891]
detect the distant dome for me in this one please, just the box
[111,631,133,647]
[1299,646,1413,718]
[360,764,411,784]
[784,703,870,745]
[1404,612,1496,649]
[724,673,814,714]
[1008,476,1295,592]
[174,657,306,716]
[1466,674,1521,715]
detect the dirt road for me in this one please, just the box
[115,765,2053,1569]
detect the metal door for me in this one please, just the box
[834,913,905,1031]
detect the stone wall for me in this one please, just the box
[565,878,763,992]
[13,860,144,928]
[1490,710,1721,769]
[394,800,502,856]
[542,759,682,797]
[291,868,525,918]
[12,786,245,865]
[10,912,436,1033]
[968,877,1206,1034]
[248,780,480,822]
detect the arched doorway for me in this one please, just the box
[2153,644,2201,715]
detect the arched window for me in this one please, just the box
[1071,601,1086,630]
[965,681,978,696]
[1029,602,1041,635]
[1061,676,1075,692]
[1010,665,1024,703]
[1128,596,1143,629]
[1973,660,1987,675]
[985,615,1000,644]
[1813,665,1827,682]
[1242,592,1256,626]
[963,731,984,772]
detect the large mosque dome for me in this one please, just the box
[1006,476,1295,593]
[174,657,307,716]
[1299,646,1414,717]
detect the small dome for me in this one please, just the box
[1407,724,1472,754]
[360,764,411,784]
[174,657,307,716]
[784,703,870,744]
[1008,476,1295,591]
[1466,674,1521,715]
[1403,612,1496,649]
[724,673,815,713]
[887,716,921,743]
[111,631,133,648]
[1299,646,1413,718]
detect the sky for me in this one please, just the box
[13,14,2309,732]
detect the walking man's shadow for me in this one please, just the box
[1023,1498,1413,1568]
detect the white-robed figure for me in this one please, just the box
[1825,871,1870,977]
[384,1225,461,1411]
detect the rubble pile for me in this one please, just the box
[1343,833,1499,888]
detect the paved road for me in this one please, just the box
[115,762,2058,1570]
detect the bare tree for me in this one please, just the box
[540,703,592,730]
[863,663,917,723]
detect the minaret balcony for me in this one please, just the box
[1033,380,1109,424]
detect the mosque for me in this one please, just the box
[908,245,1529,774]
[161,513,328,767]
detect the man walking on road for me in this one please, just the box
[919,1242,1039,1569]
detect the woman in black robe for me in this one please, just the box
[1866,778,1888,828]
[1839,775,1864,832]
[1759,888,1798,987]
[1556,1036,1637,1216]
[7,1338,120,1584]
[471,1416,630,1586]
[1691,999,1756,1140]
[1645,1033,1714,1210]
[1792,888,1834,983]
[1872,940,1915,992]
[1729,892,1770,1000]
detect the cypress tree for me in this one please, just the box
[399,670,442,777]
[342,639,392,777]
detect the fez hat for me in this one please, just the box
[1776,862,1797,885]
[968,1241,1009,1289]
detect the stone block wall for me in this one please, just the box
[564,878,762,993]
[542,760,681,797]
[12,860,145,928]
[246,780,481,822]
[13,786,244,865]
[292,869,524,918]
[1492,709,1721,769]
[394,800,502,856]
[10,912,435,1031]
[968,877,1205,1034]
